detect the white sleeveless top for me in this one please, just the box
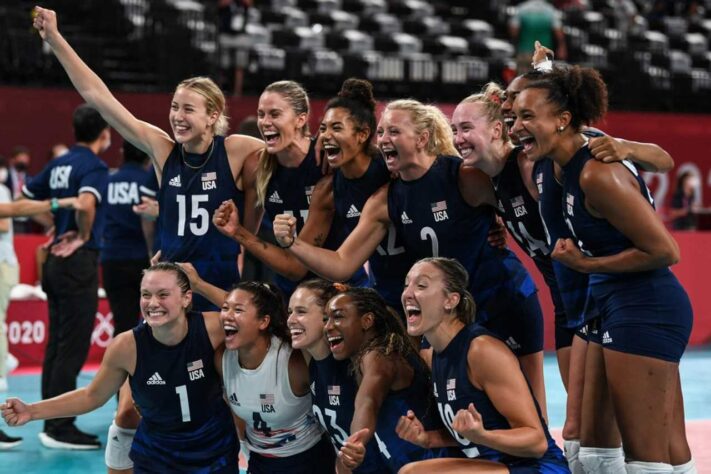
[222,335,323,456]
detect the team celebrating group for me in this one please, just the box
[0,6,697,474]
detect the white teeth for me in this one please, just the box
[459,147,472,158]
[327,336,342,343]
[223,324,238,331]
[290,328,304,336]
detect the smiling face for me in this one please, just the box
[287,287,327,350]
[319,107,368,168]
[376,108,423,173]
[257,91,307,155]
[220,289,270,350]
[401,262,459,337]
[451,101,501,168]
[140,271,191,329]
[511,88,565,162]
[501,76,530,141]
[169,87,217,145]
[323,294,371,360]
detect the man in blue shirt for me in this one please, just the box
[22,104,110,450]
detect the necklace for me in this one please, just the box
[181,139,215,170]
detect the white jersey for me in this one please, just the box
[222,335,323,456]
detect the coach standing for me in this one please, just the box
[22,104,109,450]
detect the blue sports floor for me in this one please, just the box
[1,350,710,473]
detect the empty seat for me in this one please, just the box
[388,0,434,17]
[341,0,387,15]
[309,10,359,31]
[440,56,489,84]
[469,38,515,61]
[374,32,421,54]
[359,13,401,34]
[403,16,449,36]
[307,49,344,75]
[684,33,708,58]
[422,35,469,56]
[272,26,325,49]
[343,50,406,81]
[261,7,309,28]
[406,52,438,83]
[326,29,374,52]
[579,44,608,69]
[298,0,341,14]
[450,19,493,43]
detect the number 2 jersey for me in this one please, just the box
[129,312,237,472]
[222,335,325,457]
[158,136,241,310]
[432,323,568,472]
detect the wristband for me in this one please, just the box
[50,198,60,212]
[279,237,295,249]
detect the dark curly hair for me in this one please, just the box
[524,65,608,131]
[324,78,377,154]
[336,287,420,378]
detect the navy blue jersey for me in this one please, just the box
[101,162,157,262]
[534,158,594,327]
[432,324,567,470]
[129,312,237,471]
[263,139,368,295]
[387,156,536,323]
[158,136,241,310]
[373,354,451,472]
[309,355,388,474]
[23,145,108,250]
[333,157,414,310]
[561,145,655,285]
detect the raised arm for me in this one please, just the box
[452,336,548,459]
[1,331,134,426]
[32,7,174,172]
[551,160,679,273]
[588,135,674,172]
[178,263,228,308]
[275,184,390,281]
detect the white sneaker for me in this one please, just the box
[0,377,7,392]
[6,353,18,373]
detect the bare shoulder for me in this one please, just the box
[225,134,265,156]
[202,311,225,349]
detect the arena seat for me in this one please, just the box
[325,29,374,52]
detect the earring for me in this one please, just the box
[444,306,451,312]
[557,126,565,132]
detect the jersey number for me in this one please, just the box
[175,385,191,422]
[376,224,405,256]
[176,194,209,237]
[420,226,439,257]
[437,402,479,458]
[506,221,549,257]
[312,405,349,445]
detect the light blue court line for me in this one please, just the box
[1,350,710,474]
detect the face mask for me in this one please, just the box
[14,162,28,172]
[0,168,8,183]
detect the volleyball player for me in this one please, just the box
[274,99,546,410]
[212,80,368,297]
[396,258,568,474]
[1,263,239,472]
[512,65,695,473]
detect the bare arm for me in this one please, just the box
[235,148,265,235]
[32,7,174,175]
[588,135,674,172]
[278,185,390,281]
[452,336,548,458]
[226,176,336,281]
[2,332,134,426]
[0,197,76,218]
[203,311,226,349]
[552,161,679,273]
[458,166,498,208]
[141,217,155,257]
[351,352,396,445]
[179,263,228,308]
[74,192,97,243]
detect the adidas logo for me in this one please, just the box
[401,212,412,224]
[602,331,613,344]
[147,372,166,385]
[346,205,361,218]
[229,392,240,405]
[168,175,181,187]
[268,190,283,204]
[506,337,521,350]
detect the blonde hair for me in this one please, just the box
[384,99,459,157]
[459,82,509,143]
[255,80,311,207]
[175,77,229,136]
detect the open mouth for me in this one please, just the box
[323,144,342,161]
[145,310,166,319]
[457,145,474,159]
[381,148,398,161]
[263,131,280,146]
[405,306,422,325]
[327,335,344,351]
[518,135,536,154]
[290,327,305,338]
[503,116,515,129]
[223,323,239,340]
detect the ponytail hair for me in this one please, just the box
[295,279,349,311]
[176,77,229,136]
[524,65,608,131]
[384,99,459,157]
[325,78,378,155]
[255,80,311,206]
[416,257,476,325]
[459,82,510,143]
[229,281,290,343]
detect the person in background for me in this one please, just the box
[49,143,69,160]
[509,0,567,74]
[669,171,701,231]
[22,103,110,450]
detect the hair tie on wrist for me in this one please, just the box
[279,237,295,249]
[50,198,60,212]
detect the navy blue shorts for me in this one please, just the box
[591,270,692,363]
[554,324,575,350]
[482,292,544,356]
[248,434,335,474]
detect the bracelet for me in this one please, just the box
[279,237,295,249]
[50,198,60,212]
